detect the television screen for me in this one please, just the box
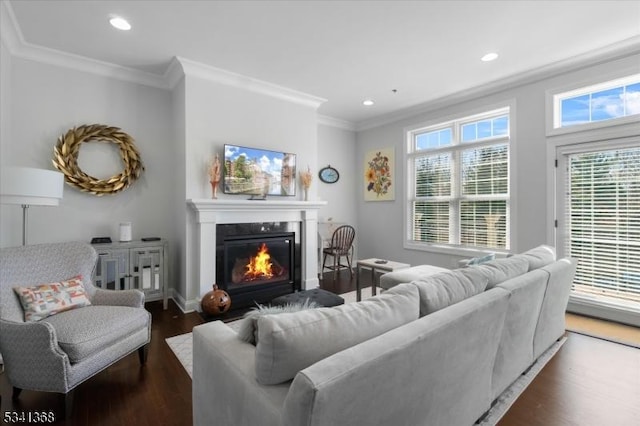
[223,144,297,197]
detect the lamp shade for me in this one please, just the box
[0,167,64,206]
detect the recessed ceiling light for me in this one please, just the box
[109,16,131,31]
[363,99,374,106]
[481,52,499,62]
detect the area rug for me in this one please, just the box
[166,286,565,425]
[165,287,373,378]
[166,320,243,379]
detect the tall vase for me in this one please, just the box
[210,180,219,199]
[304,188,309,201]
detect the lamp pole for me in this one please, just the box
[21,204,29,245]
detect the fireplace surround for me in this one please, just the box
[217,223,299,308]
[188,199,326,309]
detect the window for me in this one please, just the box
[407,108,510,251]
[553,74,640,129]
[552,74,640,321]
[561,146,640,305]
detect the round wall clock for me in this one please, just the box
[319,165,340,184]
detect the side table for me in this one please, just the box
[356,258,410,301]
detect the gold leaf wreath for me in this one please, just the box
[52,124,144,196]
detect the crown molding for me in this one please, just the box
[1,0,327,109]
[355,36,640,132]
[175,57,326,109]
[317,114,356,131]
[0,1,20,53]
[164,56,185,89]
[0,0,167,90]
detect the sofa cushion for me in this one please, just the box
[513,245,556,271]
[254,283,419,385]
[237,300,318,344]
[379,264,449,290]
[13,276,92,322]
[469,256,529,289]
[42,305,150,363]
[411,268,489,316]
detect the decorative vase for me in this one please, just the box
[201,284,231,315]
[304,188,309,201]
[210,180,219,199]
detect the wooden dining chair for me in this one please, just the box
[322,225,356,280]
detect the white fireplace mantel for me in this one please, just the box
[187,199,327,298]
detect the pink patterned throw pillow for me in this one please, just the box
[13,276,92,322]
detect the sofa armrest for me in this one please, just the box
[192,321,289,426]
[91,288,145,308]
[0,319,71,392]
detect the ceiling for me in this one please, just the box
[5,0,640,126]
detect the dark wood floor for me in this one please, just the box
[1,271,638,425]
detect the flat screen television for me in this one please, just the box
[223,144,297,197]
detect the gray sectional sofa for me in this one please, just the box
[192,245,576,426]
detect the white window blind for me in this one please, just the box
[566,147,640,303]
[408,108,510,251]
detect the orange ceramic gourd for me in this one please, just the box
[201,284,231,315]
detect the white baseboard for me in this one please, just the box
[168,288,199,313]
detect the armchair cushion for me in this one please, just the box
[91,288,145,308]
[42,305,151,363]
[13,276,92,322]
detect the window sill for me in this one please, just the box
[404,241,510,258]
[567,293,640,327]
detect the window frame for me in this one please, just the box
[546,71,640,137]
[548,70,640,326]
[404,106,512,256]
[554,138,640,322]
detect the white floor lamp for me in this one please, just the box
[0,167,64,245]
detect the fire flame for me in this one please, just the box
[245,243,274,279]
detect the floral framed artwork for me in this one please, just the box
[364,147,395,201]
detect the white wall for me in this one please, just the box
[0,49,358,311]
[0,38,11,165]
[316,124,357,225]
[316,123,359,266]
[179,71,321,308]
[170,77,187,306]
[0,57,176,255]
[356,52,640,269]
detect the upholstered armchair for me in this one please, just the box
[0,242,151,417]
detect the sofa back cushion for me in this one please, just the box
[254,283,419,385]
[411,267,489,316]
[512,245,556,271]
[282,288,511,426]
[469,256,529,290]
[533,258,577,359]
[491,269,549,399]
